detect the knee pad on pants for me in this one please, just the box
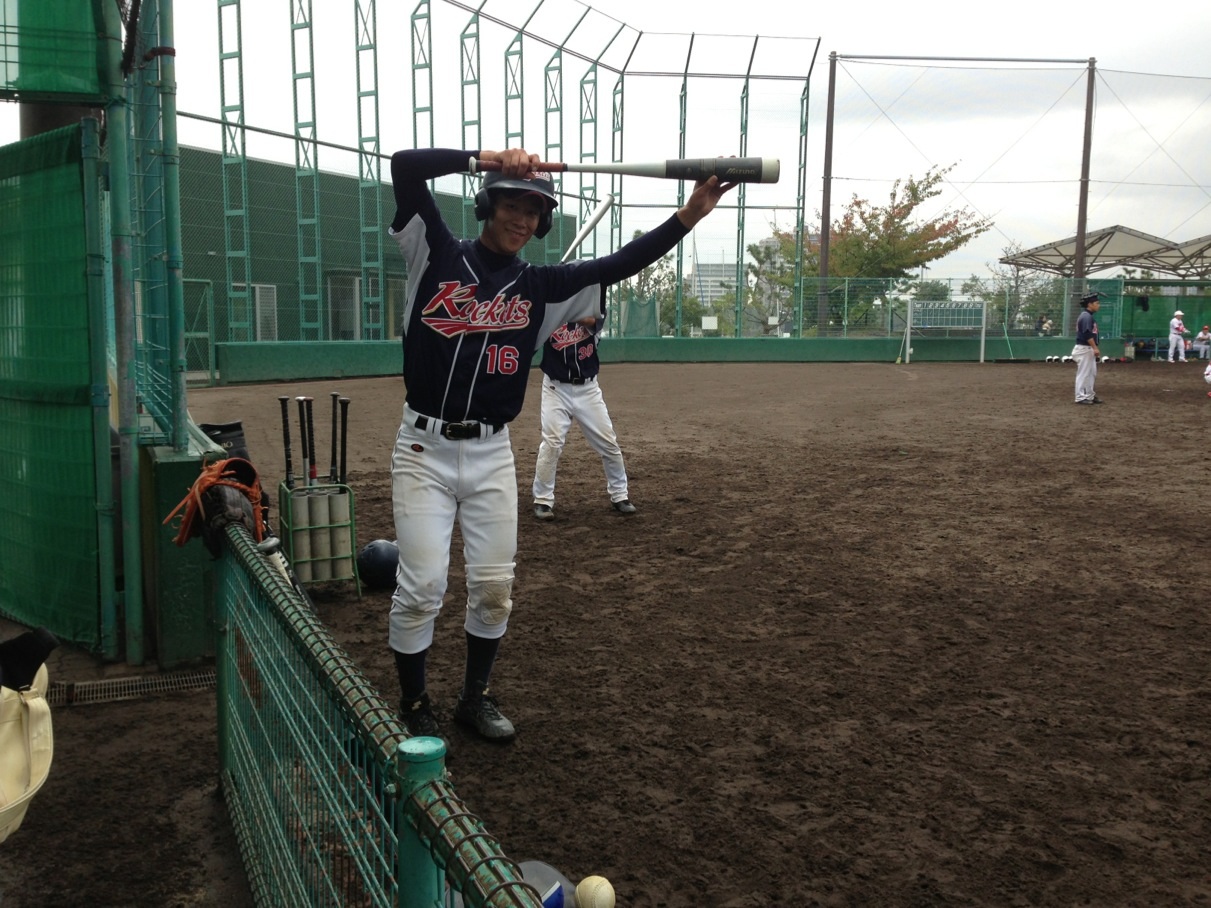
[465,564,514,633]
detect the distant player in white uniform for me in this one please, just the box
[532,302,635,520]
[1169,309,1189,362]
[385,146,734,742]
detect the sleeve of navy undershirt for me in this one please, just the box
[389,148,478,231]
[592,215,690,285]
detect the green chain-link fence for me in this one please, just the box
[217,524,549,908]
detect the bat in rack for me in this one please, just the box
[469,156,780,184]
[339,397,350,485]
[295,396,309,489]
[278,396,295,490]
[329,392,340,484]
[304,397,318,486]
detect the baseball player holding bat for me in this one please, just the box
[386,146,735,742]
[531,298,636,520]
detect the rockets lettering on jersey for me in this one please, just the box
[547,322,593,351]
[421,281,533,338]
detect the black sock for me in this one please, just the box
[463,632,501,696]
[392,647,427,704]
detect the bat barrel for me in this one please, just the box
[666,157,780,184]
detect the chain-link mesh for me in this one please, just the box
[217,525,546,908]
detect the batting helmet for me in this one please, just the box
[474,170,557,239]
[356,539,399,591]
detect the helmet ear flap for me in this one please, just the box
[534,209,553,239]
[474,188,492,222]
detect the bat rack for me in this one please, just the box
[277,481,361,598]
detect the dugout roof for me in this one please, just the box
[1001,225,1211,279]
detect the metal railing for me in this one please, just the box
[215,524,547,908]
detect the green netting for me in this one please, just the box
[0,0,107,102]
[619,289,659,338]
[0,123,101,648]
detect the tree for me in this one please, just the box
[754,165,991,333]
[627,230,679,302]
[619,229,694,336]
[828,164,991,281]
[745,236,796,336]
[962,244,1067,333]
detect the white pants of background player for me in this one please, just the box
[532,376,629,508]
[1169,333,1188,361]
[1072,345,1098,402]
[388,405,516,655]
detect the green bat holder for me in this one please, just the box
[277,481,362,598]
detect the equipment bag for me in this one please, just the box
[0,664,54,844]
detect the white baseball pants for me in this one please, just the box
[1072,345,1098,401]
[532,377,629,507]
[1169,334,1187,361]
[388,405,517,655]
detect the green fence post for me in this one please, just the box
[396,736,448,908]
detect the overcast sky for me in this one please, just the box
[2,0,1207,279]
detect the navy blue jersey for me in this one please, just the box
[1076,309,1098,346]
[541,317,602,382]
[389,148,688,424]
[541,287,606,383]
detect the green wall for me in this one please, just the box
[215,336,1140,383]
[1120,283,1211,338]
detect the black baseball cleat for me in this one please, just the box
[453,685,516,742]
[399,691,443,739]
[1092,396,1105,404]
[611,499,637,515]
[533,504,555,521]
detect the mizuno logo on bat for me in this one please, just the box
[421,281,533,337]
[723,166,758,176]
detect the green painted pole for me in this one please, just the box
[103,0,145,665]
[161,0,188,451]
[81,117,121,661]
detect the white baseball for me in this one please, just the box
[575,875,616,908]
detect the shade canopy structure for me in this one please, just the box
[1001,226,1211,278]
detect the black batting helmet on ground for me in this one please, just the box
[356,539,399,591]
[474,170,558,238]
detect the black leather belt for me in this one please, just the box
[561,376,595,385]
[414,415,504,440]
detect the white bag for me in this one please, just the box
[0,664,54,844]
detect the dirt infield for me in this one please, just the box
[4,360,1211,907]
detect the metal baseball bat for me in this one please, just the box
[295,396,309,488]
[470,156,780,184]
[304,397,318,485]
[278,396,295,490]
[328,391,339,483]
[561,193,615,263]
[338,397,350,485]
